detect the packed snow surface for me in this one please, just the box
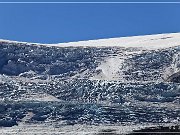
[56,33,180,49]
[1,32,180,49]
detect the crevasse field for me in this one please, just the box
[0,33,179,134]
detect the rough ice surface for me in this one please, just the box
[0,33,180,134]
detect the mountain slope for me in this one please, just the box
[0,33,180,134]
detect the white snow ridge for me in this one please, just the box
[55,32,180,49]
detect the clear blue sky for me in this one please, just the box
[0,0,180,43]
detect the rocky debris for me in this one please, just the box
[129,125,180,135]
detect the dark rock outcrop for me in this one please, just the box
[128,125,180,135]
[166,71,180,83]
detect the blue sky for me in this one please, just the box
[0,1,180,43]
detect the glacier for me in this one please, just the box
[0,33,179,134]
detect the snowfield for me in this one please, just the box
[0,33,180,134]
[56,33,180,49]
[1,32,180,49]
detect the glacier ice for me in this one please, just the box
[0,33,180,134]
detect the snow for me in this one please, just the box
[51,32,180,49]
[18,92,61,102]
[91,55,124,81]
[0,33,180,134]
[0,123,171,135]
[91,49,143,81]
[18,112,34,126]
[1,32,180,49]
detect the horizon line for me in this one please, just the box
[1,32,180,45]
[1,1,180,4]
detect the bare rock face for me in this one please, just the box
[166,71,180,83]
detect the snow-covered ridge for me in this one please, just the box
[1,32,180,49]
